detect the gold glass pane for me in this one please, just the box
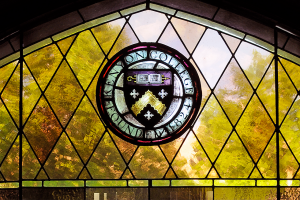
[257,134,276,178]
[22,135,40,179]
[214,187,276,200]
[0,174,3,181]
[79,168,91,179]
[171,17,205,53]
[57,35,76,55]
[250,167,262,178]
[45,61,84,127]
[235,41,273,88]
[0,61,18,93]
[92,18,126,55]
[193,29,232,88]
[172,131,211,178]
[36,169,48,180]
[129,146,168,179]
[215,132,254,178]
[129,10,168,42]
[87,132,126,179]
[66,30,105,89]
[236,95,275,162]
[215,58,253,125]
[165,168,176,179]
[24,97,62,163]
[158,24,189,58]
[280,58,300,90]
[193,95,232,162]
[25,44,63,91]
[1,136,19,181]
[221,33,241,53]
[44,132,83,179]
[207,167,219,178]
[66,96,105,163]
[122,169,134,179]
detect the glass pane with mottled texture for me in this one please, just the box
[57,35,76,55]
[171,17,205,53]
[1,136,19,181]
[193,29,232,88]
[257,134,276,178]
[165,168,176,178]
[280,58,300,90]
[1,65,19,126]
[250,167,262,178]
[25,44,63,91]
[193,95,232,162]
[129,10,168,42]
[215,132,254,178]
[45,61,83,127]
[66,96,105,163]
[66,30,104,89]
[215,58,253,125]
[207,168,219,178]
[24,97,62,163]
[214,187,276,200]
[129,146,168,179]
[122,169,134,179]
[257,60,275,121]
[221,33,241,53]
[280,187,300,199]
[0,190,19,199]
[0,61,18,93]
[108,24,139,59]
[172,132,211,178]
[235,42,273,88]
[236,95,275,162]
[158,24,189,58]
[279,63,297,123]
[87,132,126,179]
[92,18,126,55]
[44,132,83,179]
[0,174,3,181]
[279,134,298,178]
[22,136,40,179]
[36,169,48,180]
[23,188,84,200]
[79,168,91,179]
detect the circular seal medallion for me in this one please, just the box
[97,43,201,145]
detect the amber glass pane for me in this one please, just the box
[67,30,104,89]
[44,132,83,179]
[25,44,63,91]
[172,131,211,178]
[36,169,48,180]
[87,132,126,179]
[1,136,19,181]
[250,167,262,178]
[66,96,105,163]
[165,168,176,178]
[281,187,300,199]
[215,58,253,125]
[79,168,91,179]
[92,18,126,55]
[171,17,205,53]
[57,35,76,55]
[122,169,134,179]
[280,58,300,90]
[214,187,276,200]
[129,146,168,179]
[193,95,232,162]
[22,136,40,179]
[235,42,273,88]
[236,95,275,162]
[0,61,18,93]
[221,33,241,53]
[45,61,83,127]
[207,168,219,178]
[24,97,62,163]
[193,29,231,88]
[215,132,254,178]
[129,10,168,42]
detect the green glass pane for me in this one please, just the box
[235,41,273,88]
[281,96,300,162]
[207,168,219,178]
[150,3,176,15]
[0,52,20,68]
[193,29,232,88]
[165,168,176,179]
[215,132,254,178]
[193,95,232,162]
[129,146,168,179]
[1,64,20,126]
[36,169,48,180]
[24,97,62,163]
[79,168,91,179]
[92,18,126,55]
[172,180,212,186]
[250,167,262,178]
[280,58,300,90]
[120,4,146,16]
[87,180,127,187]
[108,24,139,59]
[23,38,53,56]
[22,181,42,187]
[87,132,126,179]
[66,96,105,163]
[152,180,170,187]
[215,58,253,125]
[221,33,241,53]
[279,134,298,178]
[0,61,18,93]
[128,180,148,187]
[158,24,189,58]
[279,62,297,123]
[0,100,18,163]
[214,187,276,200]
[172,131,211,178]
[67,30,104,89]
[45,61,83,127]
[122,169,134,179]
[245,35,274,52]
[22,135,40,179]
[44,181,84,187]
[236,95,275,162]
[257,60,276,121]
[214,180,255,186]
[1,136,19,181]
[23,63,41,124]
[57,35,76,55]
[25,44,63,91]
[257,134,276,178]
[279,49,300,66]
[0,183,19,188]
[44,132,83,179]
[171,17,205,53]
